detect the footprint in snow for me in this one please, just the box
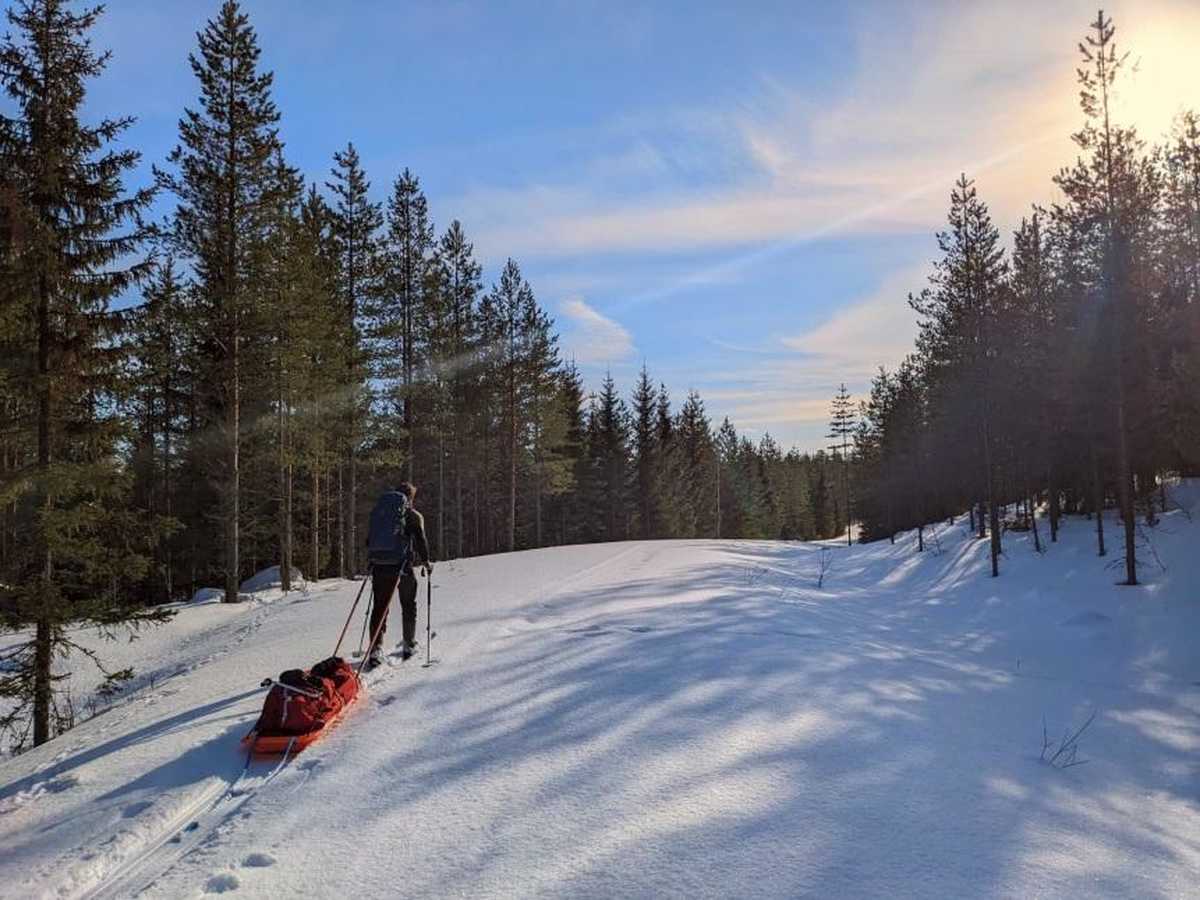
[241,852,276,868]
[204,872,240,893]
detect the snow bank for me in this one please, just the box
[239,565,305,595]
[188,587,224,605]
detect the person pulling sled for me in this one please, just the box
[366,481,433,669]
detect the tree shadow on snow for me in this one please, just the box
[354,539,1199,897]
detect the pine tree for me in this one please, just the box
[1054,11,1157,584]
[382,169,434,483]
[1010,210,1055,549]
[326,143,382,576]
[478,260,533,551]
[430,221,481,557]
[1160,113,1200,476]
[155,0,284,602]
[519,287,561,547]
[911,174,1008,576]
[827,383,856,545]
[0,0,170,748]
[290,186,343,580]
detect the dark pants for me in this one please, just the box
[369,565,418,651]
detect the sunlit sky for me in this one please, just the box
[59,0,1200,448]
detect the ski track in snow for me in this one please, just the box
[2,492,1199,898]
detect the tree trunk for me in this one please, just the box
[438,427,445,559]
[1048,465,1060,543]
[278,392,291,593]
[33,274,52,746]
[324,468,333,571]
[508,378,517,554]
[983,415,1000,577]
[336,463,345,577]
[1114,362,1137,583]
[1090,434,1106,557]
[349,433,357,576]
[163,386,175,602]
[284,461,293,587]
[311,466,320,581]
[455,424,464,560]
[224,319,240,603]
[1028,481,1042,554]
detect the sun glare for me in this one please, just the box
[1114,14,1200,139]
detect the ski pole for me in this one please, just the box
[332,564,372,658]
[423,569,433,668]
[354,597,371,658]
[356,578,399,679]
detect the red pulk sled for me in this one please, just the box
[243,568,394,755]
[244,655,360,755]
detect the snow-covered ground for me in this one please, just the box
[1,487,1198,899]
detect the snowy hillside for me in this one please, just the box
[1,487,1198,899]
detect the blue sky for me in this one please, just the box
[49,0,1200,448]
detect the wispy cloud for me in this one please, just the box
[683,265,925,449]
[464,0,1200,271]
[781,265,924,382]
[557,296,635,365]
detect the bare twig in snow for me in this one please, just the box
[1040,710,1097,769]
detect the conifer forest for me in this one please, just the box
[2,0,1198,750]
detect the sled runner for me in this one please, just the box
[244,655,360,755]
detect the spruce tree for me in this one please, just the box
[128,260,191,602]
[653,383,679,536]
[553,362,588,544]
[676,391,715,537]
[590,373,632,540]
[0,0,170,748]
[631,366,658,539]
[155,0,284,602]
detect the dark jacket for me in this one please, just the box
[400,507,432,575]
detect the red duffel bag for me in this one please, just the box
[254,656,358,737]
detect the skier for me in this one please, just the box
[366,481,433,668]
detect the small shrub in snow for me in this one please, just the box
[1040,710,1096,769]
[816,547,833,588]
